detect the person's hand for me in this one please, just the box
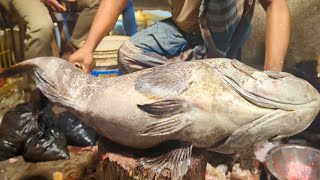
[41,0,67,12]
[68,48,95,73]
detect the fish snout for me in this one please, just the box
[278,77,320,109]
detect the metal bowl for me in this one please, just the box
[265,144,320,180]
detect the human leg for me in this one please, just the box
[118,19,205,74]
[70,0,100,48]
[12,0,54,59]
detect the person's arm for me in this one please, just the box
[259,0,290,72]
[69,0,128,73]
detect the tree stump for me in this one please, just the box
[97,138,207,180]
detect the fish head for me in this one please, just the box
[212,59,320,154]
[216,59,320,110]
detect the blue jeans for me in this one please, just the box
[117,18,251,74]
[118,19,206,74]
[122,0,137,36]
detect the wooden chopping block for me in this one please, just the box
[97,138,207,180]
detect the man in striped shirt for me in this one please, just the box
[69,0,290,74]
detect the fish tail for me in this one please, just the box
[0,57,56,79]
[0,61,36,79]
[1,57,83,111]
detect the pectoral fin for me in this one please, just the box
[137,99,189,118]
[135,62,193,97]
[139,115,191,136]
[138,99,191,136]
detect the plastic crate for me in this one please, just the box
[91,69,121,78]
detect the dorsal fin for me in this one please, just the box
[134,62,195,98]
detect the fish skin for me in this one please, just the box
[1,57,319,154]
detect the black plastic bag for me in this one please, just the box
[38,104,58,129]
[56,111,98,146]
[23,128,69,162]
[0,103,39,161]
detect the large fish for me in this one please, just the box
[1,57,319,179]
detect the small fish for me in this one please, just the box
[1,57,319,179]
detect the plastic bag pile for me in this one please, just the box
[0,102,98,162]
